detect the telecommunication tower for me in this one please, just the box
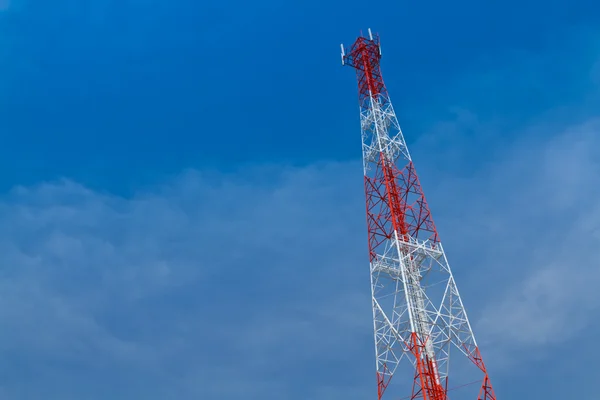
[341,30,497,400]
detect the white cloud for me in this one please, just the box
[473,119,600,353]
[0,122,599,398]
[0,163,374,399]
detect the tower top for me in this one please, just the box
[341,28,382,67]
[341,29,387,112]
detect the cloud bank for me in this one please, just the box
[0,114,599,398]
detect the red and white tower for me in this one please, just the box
[341,30,497,400]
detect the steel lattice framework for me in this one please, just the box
[341,30,497,400]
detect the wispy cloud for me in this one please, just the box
[475,120,600,352]
[0,163,375,399]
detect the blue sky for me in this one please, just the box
[0,0,599,398]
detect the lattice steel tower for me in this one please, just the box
[341,30,497,400]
